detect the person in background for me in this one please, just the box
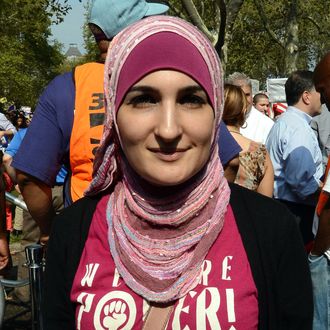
[0,152,10,271]
[311,104,330,169]
[223,84,274,197]
[308,51,330,330]
[12,0,240,247]
[11,0,169,246]
[253,92,271,117]
[226,72,274,144]
[43,15,312,329]
[266,70,323,246]
[0,111,16,150]
[13,112,28,130]
[3,114,67,301]
[3,112,29,237]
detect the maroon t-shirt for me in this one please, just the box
[71,195,258,329]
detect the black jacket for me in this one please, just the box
[43,183,313,329]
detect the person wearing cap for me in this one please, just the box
[11,0,241,245]
[10,0,169,246]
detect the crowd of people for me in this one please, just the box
[0,0,330,328]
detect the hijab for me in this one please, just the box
[86,16,230,303]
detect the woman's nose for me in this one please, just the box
[154,102,183,141]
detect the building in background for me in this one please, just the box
[65,43,82,61]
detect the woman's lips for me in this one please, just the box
[148,148,188,161]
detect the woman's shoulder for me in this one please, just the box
[246,141,266,153]
[235,134,251,151]
[229,183,296,231]
[238,136,264,154]
[52,196,100,233]
[239,141,266,167]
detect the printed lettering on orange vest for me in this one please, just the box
[89,92,105,155]
[70,63,106,202]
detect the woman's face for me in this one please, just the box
[117,70,215,186]
[16,117,23,127]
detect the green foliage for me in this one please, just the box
[0,0,70,109]
[167,0,219,29]
[226,0,330,84]
[81,0,330,87]
[80,0,102,63]
[226,0,285,82]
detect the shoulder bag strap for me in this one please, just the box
[142,302,175,330]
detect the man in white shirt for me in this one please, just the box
[253,92,271,116]
[226,72,274,143]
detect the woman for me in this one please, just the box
[223,84,274,197]
[43,16,312,329]
[14,112,28,130]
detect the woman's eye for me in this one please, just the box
[180,94,207,107]
[127,94,157,107]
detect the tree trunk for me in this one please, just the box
[284,0,299,74]
[219,0,245,73]
[181,0,216,42]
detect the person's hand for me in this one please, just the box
[0,131,5,138]
[40,234,49,247]
[15,184,21,194]
[0,233,10,270]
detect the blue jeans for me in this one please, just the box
[309,254,330,330]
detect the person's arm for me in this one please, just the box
[224,155,240,182]
[0,168,9,270]
[311,197,330,255]
[42,198,97,328]
[256,151,274,197]
[220,122,241,182]
[43,210,76,328]
[276,208,313,328]
[283,128,321,200]
[12,73,74,192]
[16,171,55,244]
[0,130,14,139]
[0,114,16,135]
[3,129,26,183]
[2,153,16,183]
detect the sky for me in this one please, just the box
[50,0,87,54]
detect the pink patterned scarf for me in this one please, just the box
[86,16,230,302]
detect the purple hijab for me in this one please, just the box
[86,16,230,302]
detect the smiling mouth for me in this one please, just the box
[148,148,188,161]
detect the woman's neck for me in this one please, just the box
[226,125,241,134]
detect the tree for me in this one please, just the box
[0,0,71,109]
[81,0,99,63]
[227,0,330,82]
[166,0,245,72]
[81,0,330,85]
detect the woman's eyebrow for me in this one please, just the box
[127,85,204,94]
[126,86,155,93]
[180,85,205,94]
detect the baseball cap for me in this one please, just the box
[88,0,169,40]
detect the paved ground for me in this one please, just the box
[1,239,32,329]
